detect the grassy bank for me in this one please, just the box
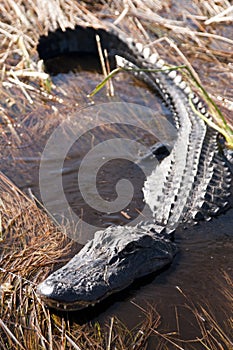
[0,0,233,349]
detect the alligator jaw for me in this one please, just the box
[36,286,91,311]
[37,226,176,311]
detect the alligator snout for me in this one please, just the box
[37,226,176,311]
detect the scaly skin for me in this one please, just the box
[36,25,232,310]
[37,226,176,311]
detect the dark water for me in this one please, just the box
[1,51,232,346]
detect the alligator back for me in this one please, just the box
[38,25,232,233]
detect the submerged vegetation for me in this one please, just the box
[0,0,233,349]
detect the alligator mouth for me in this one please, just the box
[37,293,94,311]
[37,282,123,311]
[36,257,176,311]
[36,281,101,311]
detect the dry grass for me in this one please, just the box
[0,172,232,350]
[0,170,232,350]
[0,0,233,349]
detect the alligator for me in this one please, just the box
[36,25,232,311]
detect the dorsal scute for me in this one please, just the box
[37,25,232,231]
[184,128,232,224]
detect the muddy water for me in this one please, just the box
[95,209,233,340]
[1,53,232,346]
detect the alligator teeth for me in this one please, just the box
[149,52,158,63]
[156,59,165,68]
[136,42,143,53]
[143,47,150,59]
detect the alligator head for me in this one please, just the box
[37,225,176,311]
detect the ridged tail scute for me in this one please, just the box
[185,128,232,223]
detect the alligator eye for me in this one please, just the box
[123,242,136,254]
[108,255,119,265]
